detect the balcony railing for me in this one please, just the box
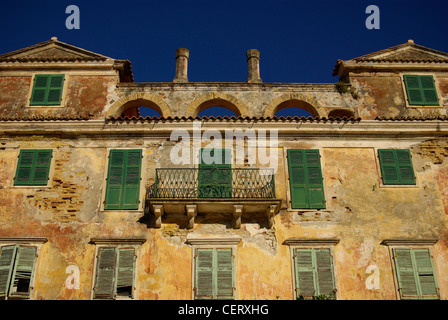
[146,168,275,200]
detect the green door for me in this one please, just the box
[198,148,232,198]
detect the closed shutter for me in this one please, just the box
[30,74,65,106]
[14,150,52,186]
[216,248,234,299]
[94,247,117,299]
[404,75,439,106]
[9,246,37,298]
[294,248,335,299]
[288,149,325,209]
[116,248,136,298]
[393,248,439,299]
[378,149,415,185]
[198,149,232,198]
[294,249,315,298]
[105,150,142,210]
[195,248,214,299]
[0,245,17,298]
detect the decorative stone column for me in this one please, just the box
[173,48,189,83]
[246,49,262,83]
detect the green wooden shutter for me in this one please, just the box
[404,75,424,105]
[395,150,416,185]
[294,249,315,298]
[216,248,234,299]
[94,247,117,299]
[195,248,214,299]
[379,149,415,185]
[122,150,142,210]
[0,245,17,298]
[413,249,438,299]
[198,148,232,198]
[394,248,419,299]
[315,249,335,297]
[30,74,65,106]
[116,248,136,298]
[9,246,37,298]
[14,149,52,186]
[288,149,325,209]
[105,150,142,210]
[420,76,439,105]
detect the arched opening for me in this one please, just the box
[328,109,355,119]
[118,99,163,118]
[197,106,238,118]
[273,99,319,118]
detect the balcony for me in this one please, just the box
[145,168,281,228]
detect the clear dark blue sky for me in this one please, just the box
[1,0,447,116]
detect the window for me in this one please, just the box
[198,148,232,198]
[30,74,65,106]
[104,149,142,210]
[287,149,325,209]
[292,248,336,299]
[392,248,439,299]
[93,247,137,299]
[0,245,37,299]
[403,75,439,106]
[378,149,416,185]
[14,149,53,186]
[194,247,235,300]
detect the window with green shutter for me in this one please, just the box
[30,74,65,106]
[104,150,142,210]
[0,245,37,299]
[287,149,325,209]
[194,248,235,300]
[403,75,439,106]
[378,149,416,185]
[293,248,336,299]
[14,149,53,186]
[93,247,136,299]
[393,248,439,300]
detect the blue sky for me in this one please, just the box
[1,0,447,117]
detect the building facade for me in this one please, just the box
[0,38,448,300]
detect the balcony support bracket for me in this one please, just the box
[153,204,164,228]
[233,205,244,229]
[266,204,277,228]
[186,204,197,229]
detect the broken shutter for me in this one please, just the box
[116,248,136,298]
[105,150,142,210]
[195,248,214,299]
[94,247,117,299]
[198,148,232,198]
[30,74,65,106]
[404,75,439,106]
[0,245,17,298]
[378,149,415,185]
[393,248,439,299]
[294,249,315,298]
[15,149,53,186]
[314,249,335,297]
[9,246,37,298]
[288,149,325,209]
[216,248,234,299]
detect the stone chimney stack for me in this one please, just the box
[246,49,262,83]
[173,48,189,83]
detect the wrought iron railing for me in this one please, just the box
[146,168,275,199]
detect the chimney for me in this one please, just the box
[173,48,189,83]
[246,49,262,83]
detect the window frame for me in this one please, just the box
[382,239,440,300]
[284,239,339,300]
[401,73,441,108]
[375,148,418,188]
[27,73,67,107]
[187,237,241,300]
[284,148,327,210]
[12,149,55,188]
